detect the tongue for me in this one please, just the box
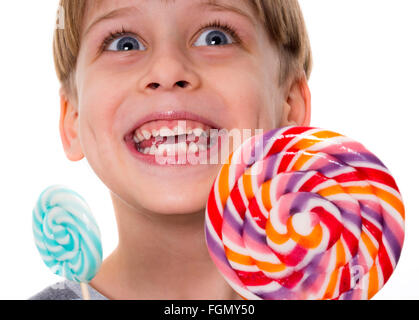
[139,135,204,149]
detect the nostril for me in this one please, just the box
[149,83,160,89]
[176,80,188,88]
[148,81,188,89]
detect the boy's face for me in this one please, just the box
[62,0,309,215]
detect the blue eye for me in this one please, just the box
[193,29,234,47]
[193,20,240,47]
[105,35,144,52]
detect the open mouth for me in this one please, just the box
[125,118,222,164]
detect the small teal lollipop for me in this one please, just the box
[32,185,103,299]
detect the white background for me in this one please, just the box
[0,0,418,299]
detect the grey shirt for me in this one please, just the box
[29,280,109,300]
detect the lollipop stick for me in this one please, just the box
[80,283,91,300]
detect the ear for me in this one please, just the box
[59,87,84,161]
[280,75,311,127]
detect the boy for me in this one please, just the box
[31,0,312,300]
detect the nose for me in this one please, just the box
[137,45,201,93]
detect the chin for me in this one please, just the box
[154,186,209,214]
[142,194,208,215]
[129,181,211,215]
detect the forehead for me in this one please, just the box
[84,0,255,22]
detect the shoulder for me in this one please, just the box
[28,281,80,300]
[29,280,109,300]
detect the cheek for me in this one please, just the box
[80,65,132,127]
[212,63,277,130]
[77,70,129,160]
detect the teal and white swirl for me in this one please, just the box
[32,185,103,283]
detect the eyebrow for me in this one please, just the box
[83,6,137,37]
[83,0,255,37]
[201,0,256,26]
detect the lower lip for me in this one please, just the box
[125,133,227,167]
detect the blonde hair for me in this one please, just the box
[53,0,312,97]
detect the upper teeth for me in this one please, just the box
[135,126,209,142]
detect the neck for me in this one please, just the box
[90,192,240,300]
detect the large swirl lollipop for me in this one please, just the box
[32,185,103,300]
[205,126,405,300]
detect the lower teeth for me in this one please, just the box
[136,140,216,155]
